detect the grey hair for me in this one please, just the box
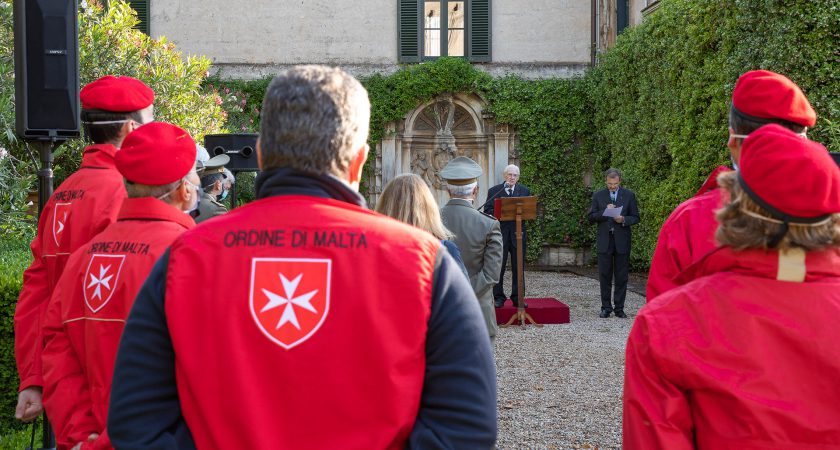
[605,168,622,179]
[259,65,371,177]
[447,182,478,198]
[124,179,182,199]
[503,164,520,175]
[222,168,235,185]
[124,169,198,201]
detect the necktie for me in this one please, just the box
[506,187,512,196]
[611,193,616,202]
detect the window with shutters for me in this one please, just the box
[399,0,491,63]
[127,0,150,35]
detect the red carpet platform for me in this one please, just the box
[495,298,570,325]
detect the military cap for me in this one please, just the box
[80,75,154,112]
[197,154,230,176]
[440,156,482,185]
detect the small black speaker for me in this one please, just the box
[831,153,840,168]
[204,133,260,171]
[14,0,80,140]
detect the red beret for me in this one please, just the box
[80,75,154,112]
[740,124,840,219]
[116,122,197,185]
[732,70,816,127]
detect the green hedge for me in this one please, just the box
[591,0,839,267]
[0,238,33,436]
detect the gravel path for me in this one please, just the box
[495,270,646,449]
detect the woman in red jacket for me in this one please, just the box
[623,124,840,449]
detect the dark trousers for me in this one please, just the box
[597,234,628,312]
[494,229,524,305]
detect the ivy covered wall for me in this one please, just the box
[591,0,839,267]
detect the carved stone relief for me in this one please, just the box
[369,93,517,208]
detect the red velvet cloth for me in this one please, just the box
[494,298,570,324]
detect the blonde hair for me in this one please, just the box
[715,171,840,251]
[376,174,453,240]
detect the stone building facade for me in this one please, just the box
[143,1,651,80]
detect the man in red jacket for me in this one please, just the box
[41,122,198,450]
[646,70,817,300]
[14,76,154,422]
[624,125,840,449]
[107,65,496,449]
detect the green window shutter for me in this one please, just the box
[468,0,491,62]
[617,0,629,34]
[128,0,150,35]
[398,0,421,63]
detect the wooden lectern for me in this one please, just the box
[494,195,542,328]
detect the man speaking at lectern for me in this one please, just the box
[484,164,531,308]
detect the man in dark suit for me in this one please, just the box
[588,168,640,318]
[484,164,531,308]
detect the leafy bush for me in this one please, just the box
[0,1,36,240]
[0,237,33,436]
[204,77,269,134]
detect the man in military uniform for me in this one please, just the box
[194,154,230,223]
[14,75,154,422]
[41,122,198,450]
[440,156,503,340]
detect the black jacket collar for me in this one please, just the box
[254,167,367,208]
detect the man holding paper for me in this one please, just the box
[588,168,640,318]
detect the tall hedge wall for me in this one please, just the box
[592,0,839,267]
[0,239,32,436]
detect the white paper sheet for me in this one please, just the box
[602,205,623,218]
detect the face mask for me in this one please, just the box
[218,189,229,201]
[158,180,201,214]
[730,156,739,172]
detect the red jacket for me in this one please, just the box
[625,246,840,449]
[41,198,194,450]
[646,166,731,300]
[164,195,440,449]
[15,144,127,391]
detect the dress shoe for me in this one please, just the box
[599,310,611,318]
[614,310,627,318]
[494,299,505,308]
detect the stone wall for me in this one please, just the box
[536,245,591,267]
[368,93,515,208]
[150,1,592,79]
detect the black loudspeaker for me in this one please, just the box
[14,0,80,140]
[831,153,840,168]
[204,133,260,171]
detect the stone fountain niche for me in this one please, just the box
[368,93,518,208]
